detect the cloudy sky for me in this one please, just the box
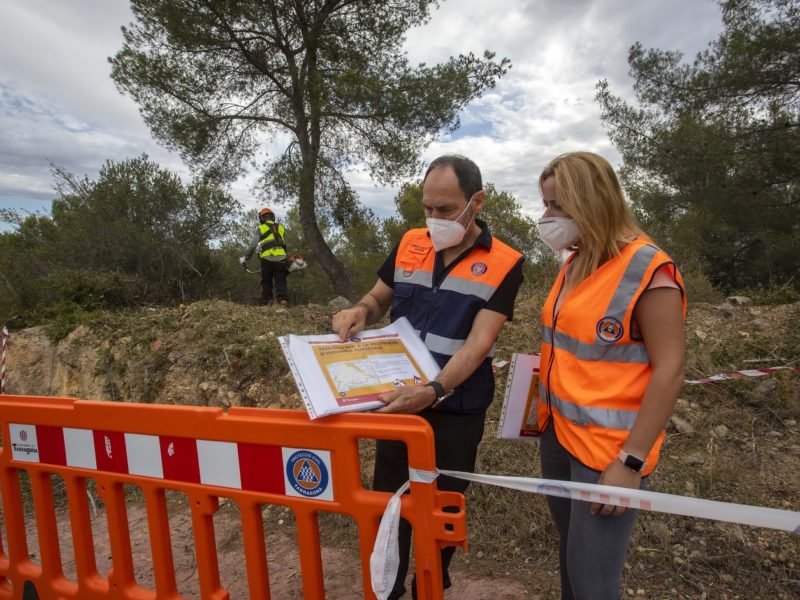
[0,0,724,227]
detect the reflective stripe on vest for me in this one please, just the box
[424,332,497,358]
[438,276,496,301]
[393,268,433,289]
[542,325,650,363]
[604,244,659,321]
[539,381,639,430]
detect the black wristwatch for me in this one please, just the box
[425,381,449,408]
[617,449,647,473]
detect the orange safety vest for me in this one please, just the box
[392,227,523,413]
[537,237,686,475]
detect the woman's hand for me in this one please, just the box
[591,459,642,517]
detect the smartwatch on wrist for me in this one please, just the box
[617,449,647,473]
[425,381,449,408]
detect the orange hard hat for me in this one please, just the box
[259,207,274,217]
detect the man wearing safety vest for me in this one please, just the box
[332,155,525,599]
[243,207,290,306]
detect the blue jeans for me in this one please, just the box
[539,425,647,600]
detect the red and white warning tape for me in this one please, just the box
[0,326,10,394]
[430,469,800,535]
[494,357,799,386]
[685,366,800,385]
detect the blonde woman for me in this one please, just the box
[536,152,685,599]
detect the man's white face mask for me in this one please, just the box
[537,216,580,251]
[426,197,475,252]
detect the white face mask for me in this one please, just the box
[426,198,474,252]
[537,217,580,251]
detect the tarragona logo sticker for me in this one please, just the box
[285,450,330,498]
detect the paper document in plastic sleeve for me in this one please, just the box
[279,317,441,419]
[497,353,541,439]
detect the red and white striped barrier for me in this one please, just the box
[0,325,10,394]
[685,365,800,385]
[8,422,335,501]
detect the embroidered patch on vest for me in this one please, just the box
[409,243,429,255]
[596,317,624,343]
[470,262,488,276]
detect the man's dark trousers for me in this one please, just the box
[260,259,288,304]
[373,409,486,599]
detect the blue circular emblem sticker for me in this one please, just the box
[470,262,488,276]
[286,450,329,498]
[596,316,624,342]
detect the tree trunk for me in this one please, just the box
[297,163,358,302]
[295,36,358,303]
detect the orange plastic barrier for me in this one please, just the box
[0,395,466,599]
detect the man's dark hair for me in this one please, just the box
[423,154,483,200]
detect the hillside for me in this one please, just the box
[3,292,800,599]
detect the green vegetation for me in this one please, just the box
[597,0,800,293]
[0,155,240,331]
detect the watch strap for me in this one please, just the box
[425,381,447,408]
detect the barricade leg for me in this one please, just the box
[239,501,271,600]
[189,494,228,600]
[0,471,7,592]
[63,476,106,596]
[295,508,325,599]
[143,487,178,598]
[29,470,73,597]
[411,534,444,600]
[98,479,137,596]
[0,532,6,595]
[0,466,32,587]
[356,513,379,600]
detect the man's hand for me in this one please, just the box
[332,304,369,341]
[375,385,436,414]
[591,459,642,517]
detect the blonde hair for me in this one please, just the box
[539,152,644,291]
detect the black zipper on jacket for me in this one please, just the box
[543,274,567,431]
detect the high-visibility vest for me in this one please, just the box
[392,228,523,414]
[537,237,686,475]
[258,221,287,260]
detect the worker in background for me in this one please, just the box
[242,207,289,306]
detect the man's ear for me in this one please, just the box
[471,190,486,214]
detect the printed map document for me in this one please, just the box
[497,353,541,439]
[279,317,441,419]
